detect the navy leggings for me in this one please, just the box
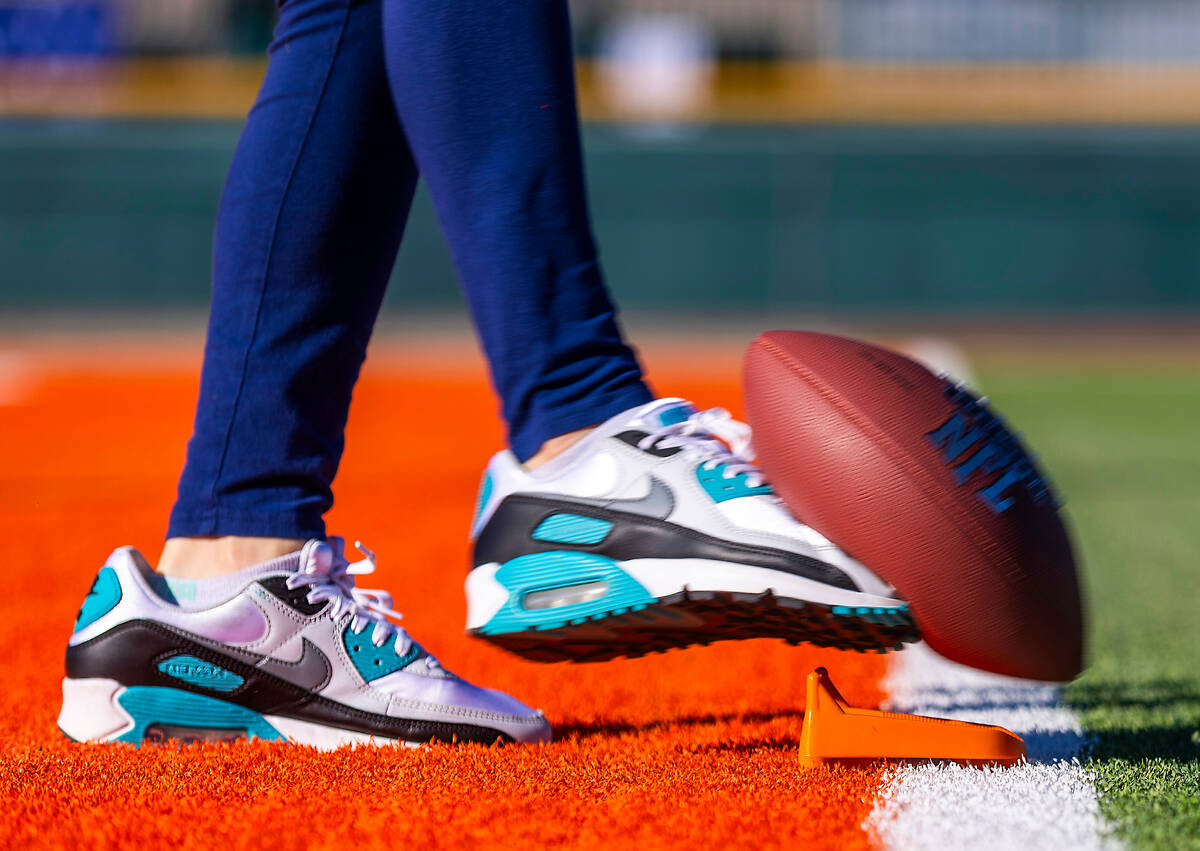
[168,0,652,540]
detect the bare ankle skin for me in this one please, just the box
[523,426,596,470]
[158,536,308,578]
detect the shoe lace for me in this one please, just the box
[638,407,764,486]
[286,539,422,659]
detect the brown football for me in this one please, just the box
[743,330,1084,681]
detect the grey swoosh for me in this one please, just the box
[180,630,333,693]
[256,639,333,692]
[555,476,675,519]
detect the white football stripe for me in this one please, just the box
[866,643,1120,851]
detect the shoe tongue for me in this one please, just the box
[623,398,697,431]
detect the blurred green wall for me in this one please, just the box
[3,120,1200,314]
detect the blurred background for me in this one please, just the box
[2,7,1199,845]
[4,0,1200,317]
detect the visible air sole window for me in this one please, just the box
[144,724,250,745]
[522,581,610,610]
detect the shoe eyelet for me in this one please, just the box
[353,645,360,652]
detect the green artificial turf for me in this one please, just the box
[976,360,1200,850]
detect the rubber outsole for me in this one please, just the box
[469,588,918,663]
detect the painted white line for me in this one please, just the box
[866,643,1120,851]
[869,760,1117,851]
[883,643,1086,764]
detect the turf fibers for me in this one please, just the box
[0,347,888,850]
[2,335,1195,848]
[976,360,1200,850]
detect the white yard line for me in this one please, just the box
[865,643,1119,851]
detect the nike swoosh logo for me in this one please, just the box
[177,630,333,693]
[256,639,333,692]
[554,476,675,520]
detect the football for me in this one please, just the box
[743,330,1084,681]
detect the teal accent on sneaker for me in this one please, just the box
[696,464,774,503]
[74,567,122,632]
[157,655,244,693]
[531,514,614,545]
[474,471,494,527]
[115,686,282,744]
[656,404,693,427]
[162,577,197,604]
[343,623,422,682]
[832,603,911,627]
[479,551,656,635]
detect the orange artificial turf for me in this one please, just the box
[0,338,889,850]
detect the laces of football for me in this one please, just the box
[287,541,432,661]
[639,407,763,485]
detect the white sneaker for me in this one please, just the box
[59,538,551,747]
[466,398,916,662]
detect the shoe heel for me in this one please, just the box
[58,677,131,742]
[59,678,283,745]
[471,551,657,635]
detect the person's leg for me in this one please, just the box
[380,0,653,464]
[164,0,418,576]
[372,1,913,660]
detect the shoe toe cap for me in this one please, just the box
[477,686,552,744]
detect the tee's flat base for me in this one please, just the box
[799,667,1026,768]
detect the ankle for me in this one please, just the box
[158,536,307,578]
[523,426,596,470]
